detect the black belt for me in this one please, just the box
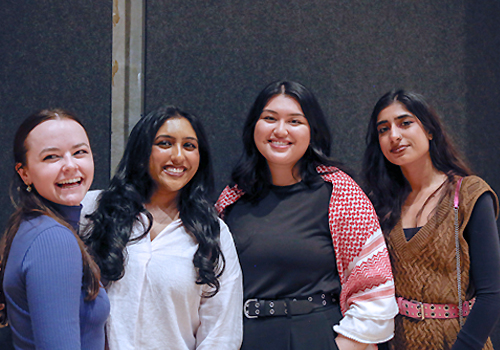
[244,292,337,319]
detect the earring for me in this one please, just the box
[26,184,32,192]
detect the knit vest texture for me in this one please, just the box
[386,176,498,350]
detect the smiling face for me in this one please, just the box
[149,117,200,198]
[376,102,433,168]
[253,94,311,179]
[17,118,94,206]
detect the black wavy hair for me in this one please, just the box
[84,105,224,296]
[0,109,101,326]
[232,80,343,200]
[362,89,471,232]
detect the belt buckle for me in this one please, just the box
[244,299,258,319]
[416,301,425,320]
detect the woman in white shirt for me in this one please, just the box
[83,106,243,349]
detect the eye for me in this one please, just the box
[42,154,59,161]
[183,142,197,151]
[74,149,89,157]
[261,115,276,122]
[377,126,388,135]
[155,140,172,148]
[401,120,413,127]
[289,119,303,125]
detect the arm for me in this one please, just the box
[452,192,500,350]
[196,220,243,350]
[24,226,82,349]
[326,171,397,345]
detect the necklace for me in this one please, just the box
[413,177,448,227]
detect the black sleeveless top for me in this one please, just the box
[224,179,341,300]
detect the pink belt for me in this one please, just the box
[397,296,474,320]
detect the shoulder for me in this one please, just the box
[81,189,103,216]
[217,218,235,245]
[28,216,78,249]
[462,175,495,194]
[317,166,367,198]
[215,185,244,215]
[15,217,80,270]
[461,175,499,216]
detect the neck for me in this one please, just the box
[268,163,301,186]
[400,155,445,192]
[146,190,179,220]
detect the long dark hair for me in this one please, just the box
[232,80,343,200]
[84,106,224,296]
[362,89,472,232]
[0,109,101,326]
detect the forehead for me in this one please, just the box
[263,94,304,114]
[25,118,89,149]
[376,102,414,123]
[156,117,197,137]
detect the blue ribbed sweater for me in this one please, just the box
[3,203,109,349]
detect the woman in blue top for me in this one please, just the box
[0,109,110,349]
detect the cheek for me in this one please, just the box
[253,121,268,142]
[378,137,391,157]
[149,149,166,169]
[191,152,200,172]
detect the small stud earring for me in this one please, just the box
[26,184,32,192]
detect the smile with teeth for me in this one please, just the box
[57,177,82,188]
[269,140,291,146]
[164,166,186,175]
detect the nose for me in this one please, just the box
[273,120,288,138]
[389,127,402,142]
[171,144,185,164]
[62,154,77,171]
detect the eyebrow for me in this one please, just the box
[376,114,413,127]
[155,134,198,142]
[261,109,305,117]
[38,143,90,156]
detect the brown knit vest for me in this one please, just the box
[386,176,498,350]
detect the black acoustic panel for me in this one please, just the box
[145,0,468,196]
[465,1,500,347]
[0,1,112,233]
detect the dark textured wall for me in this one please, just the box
[464,1,500,346]
[144,0,474,196]
[0,2,111,346]
[0,1,112,227]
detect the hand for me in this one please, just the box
[335,334,369,350]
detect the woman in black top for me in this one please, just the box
[216,81,398,350]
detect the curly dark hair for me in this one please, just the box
[84,105,224,296]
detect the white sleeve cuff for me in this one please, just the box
[333,295,398,343]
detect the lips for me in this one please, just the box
[56,177,82,188]
[391,145,408,154]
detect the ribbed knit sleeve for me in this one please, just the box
[452,192,500,350]
[22,225,82,349]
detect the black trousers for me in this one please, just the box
[241,304,342,350]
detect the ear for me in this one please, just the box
[16,163,31,186]
[427,133,433,140]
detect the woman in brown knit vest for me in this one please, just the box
[362,90,500,350]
